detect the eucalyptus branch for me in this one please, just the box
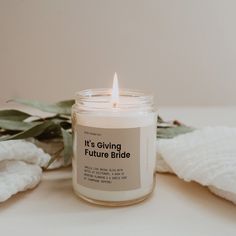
[0,99,193,168]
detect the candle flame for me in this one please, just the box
[112,72,119,107]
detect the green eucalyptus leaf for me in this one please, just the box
[56,100,74,106]
[59,121,71,129]
[157,126,194,139]
[0,109,31,121]
[0,121,55,141]
[0,119,40,131]
[36,117,71,130]
[32,114,70,123]
[51,100,74,115]
[61,128,72,165]
[37,122,62,140]
[11,99,74,115]
[157,115,164,123]
[52,117,71,128]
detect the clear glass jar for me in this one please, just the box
[72,89,157,206]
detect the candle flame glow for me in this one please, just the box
[111,72,119,107]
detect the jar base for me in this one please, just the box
[74,181,156,207]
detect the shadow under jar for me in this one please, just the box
[72,89,157,206]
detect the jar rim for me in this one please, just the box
[74,88,154,112]
[76,88,153,101]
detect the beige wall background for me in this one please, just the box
[0,0,236,106]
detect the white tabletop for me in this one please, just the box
[1,107,236,236]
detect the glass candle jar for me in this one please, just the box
[72,89,157,206]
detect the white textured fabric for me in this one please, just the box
[0,140,50,166]
[157,127,236,204]
[0,140,51,202]
[1,127,236,204]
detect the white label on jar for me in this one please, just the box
[76,124,146,191]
